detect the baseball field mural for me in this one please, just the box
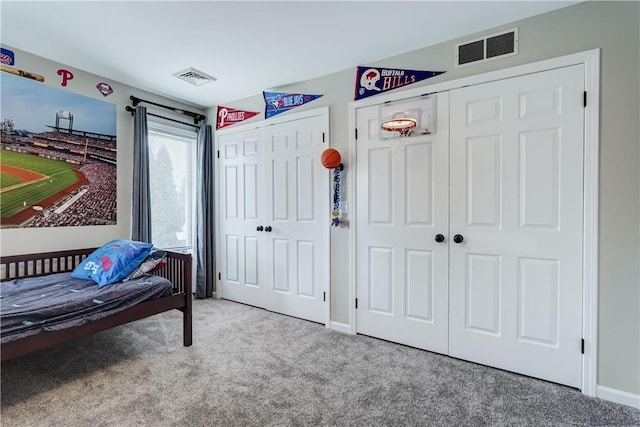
[1,72,117,228]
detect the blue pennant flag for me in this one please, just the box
[354,67,444,100]
[263,91,323,118]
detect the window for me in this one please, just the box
[147,121,197,251]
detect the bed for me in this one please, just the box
[0,247,192,363]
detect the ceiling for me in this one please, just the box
[1,1,578,109]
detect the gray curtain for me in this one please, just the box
[131,105,152,242]
[195,124,214,298]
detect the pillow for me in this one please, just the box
[123,249,167,282]
[71,239,153,287]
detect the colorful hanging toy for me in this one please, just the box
[321,148,344,227]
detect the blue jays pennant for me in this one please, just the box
[263,91,323,118]
[354,67,444,100]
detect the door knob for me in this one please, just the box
[265,226,272,232]
[434,234,445,243]
[256,225,264,232]
[453,234,464,244]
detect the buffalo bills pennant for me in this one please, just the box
[216,106,260,130]
[354,66,444,100]
[263,91,322,119]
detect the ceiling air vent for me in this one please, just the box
[455,28,518,68]
[173,67,217,86]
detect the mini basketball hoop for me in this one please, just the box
[380,118,417,139]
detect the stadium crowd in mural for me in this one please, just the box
[1,125,117,227]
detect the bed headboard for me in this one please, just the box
[0,248,192,295]
[1,248,96,280]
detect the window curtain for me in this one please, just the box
[195,124,214,298]
[131,105,152,242]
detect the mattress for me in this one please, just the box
[0,272,173,344]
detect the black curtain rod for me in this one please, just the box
[125,106,201,129]
[124,105,200,129]
[129,95,206,125]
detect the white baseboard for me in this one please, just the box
[597,385,640,409]
[330,321,353,334]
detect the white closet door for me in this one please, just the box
[263,115,327,323]
[449,65,585,387]
[218,111,328,324]
[355,93,450,353]
[218,129,266,308]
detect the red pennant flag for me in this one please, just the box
[216,106,260,130]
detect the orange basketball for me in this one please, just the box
[321,148,342,169]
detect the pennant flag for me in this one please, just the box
[263,91,322,119]
[216,106,260,130]
[354,67,444,100]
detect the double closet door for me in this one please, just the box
[218,111,328,323]
[356,65,585,388]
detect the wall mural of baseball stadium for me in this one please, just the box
[1,73,117,228]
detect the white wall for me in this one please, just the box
[0,46,206,256]
[207,1,640,396]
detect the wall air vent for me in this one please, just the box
[455,28,518,68]
[173,67,217,86]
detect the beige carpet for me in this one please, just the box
[2,299,639,426]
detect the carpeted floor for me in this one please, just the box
[1,299,639,427]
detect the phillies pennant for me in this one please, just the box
[354,66,444,100]
[263,91,322,118]
[216,106,260,130]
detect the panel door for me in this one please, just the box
[355,93,450,353]
[218,129,265,308]
[449,65,585,387]
[263,115,328,323]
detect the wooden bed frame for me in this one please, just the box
[0,247,192,363]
